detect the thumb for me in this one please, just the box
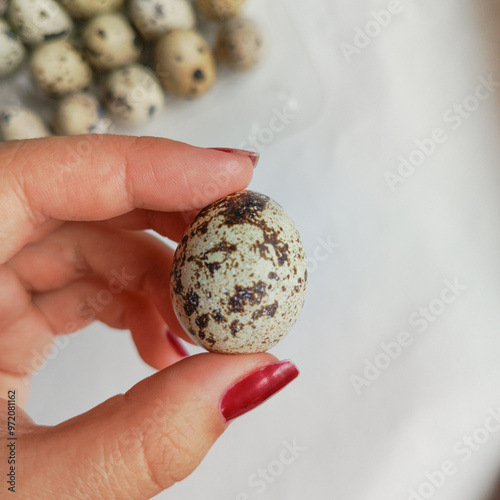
[21,353,299,499]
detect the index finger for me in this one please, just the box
[0,135,255,264]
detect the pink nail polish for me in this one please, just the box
[166,330,190,358]
[220,360,299,422]
[210,147,260,168]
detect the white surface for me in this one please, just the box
[19,0,500,499]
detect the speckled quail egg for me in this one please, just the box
[0,105,51,140]
[129,0,195,41]
[194,0,245,21]
[31,39,92,96]
[59,0,123,19]
[8,0,73,46]
[170,190,307,354]
[156,29,216,98]
[0,0,8,17]
[0,19,25,78]
[103,63,164,125]
[82,13,141,71]
[54,92,111,135]
[215,17,266,71]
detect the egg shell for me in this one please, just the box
[8,0,73,46]
[31,39,92,96]
[54,92,111,135]
[82,13,141,71]
[170,190,308,354]
[129,0,196,41]
[194,0,245,21]
[0,18,25,78]
[0,105,51,140]
[103,63,165,125]
[59,0,123,19]
[156,28,216,98]
[215,17,266,71]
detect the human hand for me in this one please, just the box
[0,135,299,499]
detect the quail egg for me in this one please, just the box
[129,0,195,41]
[194,0,245,21]
[31,39,92,96]
[0,105,51,140]
[54,92,111,135]
[82,13,141,71]
[0,19,25,78]
[170,190,307,354]
[156,28,216,98]
[103,63,165,125]
[8,0,73,46]
[59,0,123,19]
[215,17,266,71]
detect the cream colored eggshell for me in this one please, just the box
[194,0,245,21]
[31,40,92,96]
[170,191,307,354]
[0,105,51,140]
[215,17,266,71]
[83,13,141,70]
[60,0,123,19]
[156,29,216,98]
[129,0,195,41]
[8,0,73,46]
[0,19,25,78]
[54,92,111,135]
[103,63,165,125]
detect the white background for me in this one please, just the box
[23,0,500,498]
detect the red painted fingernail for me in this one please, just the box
[210,147,260,168]
[220,360,299,422]
[166,330,190,358]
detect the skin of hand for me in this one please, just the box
[0,135,298,499]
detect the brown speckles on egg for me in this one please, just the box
[215,17,267,71]
[170,190,307,354]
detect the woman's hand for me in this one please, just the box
[0,135,298,499]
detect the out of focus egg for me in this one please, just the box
[170,190,307,354]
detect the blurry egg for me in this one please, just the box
[156,28,216,98]
[82,13,141,71]
[31,39,92,96]
[0,0,8,17]
[0,105,51,140]
[8,0,73,46]
[170,190,307,354]
[59,0,123,19]
[54,92,111,135]
[129,0,195,41]
[194,0,245,21]
[215,17,266,71]
[103,63,164,125]
[0,19,25,78]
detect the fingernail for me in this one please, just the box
[166,330,190,358]
[220,360,299,422]
[210,147,260,168]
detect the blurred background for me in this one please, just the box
[12,0,500,498]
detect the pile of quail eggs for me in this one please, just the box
[0,0,267,140]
